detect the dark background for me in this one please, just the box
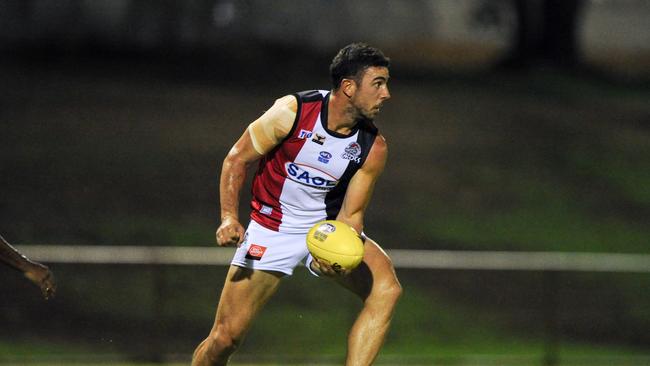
[1,1,649,364]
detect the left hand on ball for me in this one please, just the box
[310,257,351,277]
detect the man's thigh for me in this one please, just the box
[212,265,284,335]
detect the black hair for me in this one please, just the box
[329,42,390,90]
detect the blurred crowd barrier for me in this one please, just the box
[0,0,649,76]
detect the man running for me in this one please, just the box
[193,42,401,366]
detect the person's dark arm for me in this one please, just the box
[0,234,56,299]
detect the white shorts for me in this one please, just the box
[231,220,317,276]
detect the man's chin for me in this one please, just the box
[353,107,378,121]
[361,110,379,120]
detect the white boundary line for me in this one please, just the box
[15,245,650,273]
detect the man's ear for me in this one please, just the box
[341,78,356,98]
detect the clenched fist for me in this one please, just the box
[216,216,245,247]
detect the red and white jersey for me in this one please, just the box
[250,90,378,233]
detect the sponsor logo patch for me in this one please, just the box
[312,133,326,145]
[245,244,267,261]
[260,205,273,215]
[285,162,338,191]
[318,151,332,164]
[298,129,313,139]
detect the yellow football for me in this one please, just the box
[306,220,364,271]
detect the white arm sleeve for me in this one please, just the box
[247,95,296,155]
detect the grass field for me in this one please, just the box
[2,338,649,366]
[2,359,650,366]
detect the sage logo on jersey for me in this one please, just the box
[318,151,332,164]
[298,129,313,139]
[342,141,362,163]
[285,162,338,191]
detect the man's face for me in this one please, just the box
[350,66,391,120]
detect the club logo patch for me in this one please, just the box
[342,142,362,163]
[318,151,332,164]
[245,244,267,261]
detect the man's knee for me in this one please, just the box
[384,277,403,304]
[364,242,402,306]
[204,325,243,359]
[377,255,402,305]
[370,274,402,309]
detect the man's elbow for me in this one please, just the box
[336,214,363,234]
[223,150,251,170]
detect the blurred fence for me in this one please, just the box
[14,245,650,272]
[1,246,649,365]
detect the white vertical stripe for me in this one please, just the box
[277,107,358,233]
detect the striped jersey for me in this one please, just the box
[250,90,378,233]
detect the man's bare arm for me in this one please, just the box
[336,135,388,234]
[216,95,297,246]
[311,135,387,277]
[217,131,263,246]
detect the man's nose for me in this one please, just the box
[382,87,391,100]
